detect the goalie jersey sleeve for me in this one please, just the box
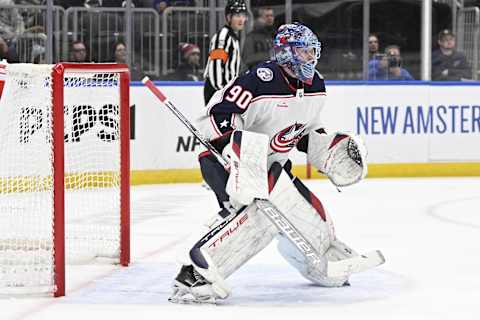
[198,61,327,166]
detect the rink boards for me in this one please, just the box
[126,81,480,183]
[4,81,477,184]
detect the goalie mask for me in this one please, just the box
[273,23,322,83]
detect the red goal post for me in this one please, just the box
[0,63,130,297]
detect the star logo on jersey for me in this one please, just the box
[219,119,229,128]
[256,67,274,82]
[270,123,306,153]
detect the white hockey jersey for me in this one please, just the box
[198,61,327,166]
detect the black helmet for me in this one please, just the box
[225,0,247,16]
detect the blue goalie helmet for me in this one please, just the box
[273,23,322,83]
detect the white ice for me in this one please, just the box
[2,177,480,320]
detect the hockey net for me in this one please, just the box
[0,63,130,297]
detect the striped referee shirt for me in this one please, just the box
[204,25,241,90]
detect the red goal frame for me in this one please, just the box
[51,63,130,297]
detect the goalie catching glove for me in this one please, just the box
[307,131,368,187]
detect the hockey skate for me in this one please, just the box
[168,265,219,304]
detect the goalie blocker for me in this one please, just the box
[170,130,384,304]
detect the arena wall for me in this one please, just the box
[129,81,480,183]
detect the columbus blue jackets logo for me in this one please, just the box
[270,123,306,153]
[256,68,274,82]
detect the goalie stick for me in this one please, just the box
[142,77,385,278]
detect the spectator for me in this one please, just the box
[170,42,202,81]
[368,33,380,59]
[241,7,275,70]
[0,35,14,61]
[69,40,90,63]
[432,29,471,81]
[366,33,381,78]
[0,36,8,59]
[113,41,127,63]
[0,34,19,62]
[112,41,142,80]
[153,0,170,14]
[368,45,414,81]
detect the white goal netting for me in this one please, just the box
[0,64,127,295]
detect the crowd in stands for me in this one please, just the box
[1,0,198,9]
[0,2,476,82]
[367,30,471,81]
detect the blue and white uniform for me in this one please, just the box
[198,61,326,167]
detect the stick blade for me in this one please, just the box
[327,250,385,278]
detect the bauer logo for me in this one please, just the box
[18,104,122,144]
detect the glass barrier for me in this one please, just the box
[433,5,478,81]
[242,4,277,71]
[369,0,421,81]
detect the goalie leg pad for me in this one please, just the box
[269,164,384,285]
[268,162,352,286]
[225,130,269,206]
[188,202,278,284]
[268,162,333,256]
[277,236,350,287]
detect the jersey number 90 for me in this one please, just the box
[225,85,253,110]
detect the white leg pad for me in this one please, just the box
[268,163,333,257]
[188,203,278,282]
[268,163,350,286]
[225,130,269,205]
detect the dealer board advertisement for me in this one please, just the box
[130,82,480,172]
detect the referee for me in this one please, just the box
[204,0,247,105]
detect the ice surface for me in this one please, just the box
[1,178,480,320]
